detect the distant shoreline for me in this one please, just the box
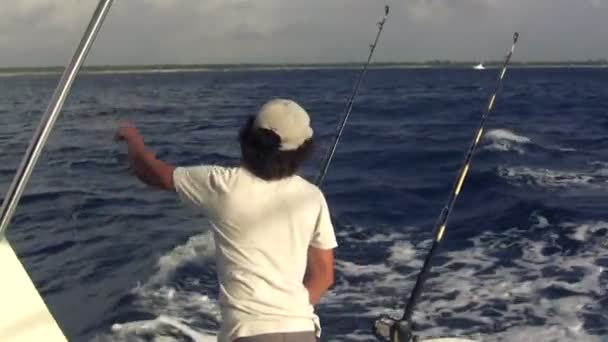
[1,61,607,76]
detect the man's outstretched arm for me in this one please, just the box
[116,123,176,192]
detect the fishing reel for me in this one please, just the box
[373,315,419,342]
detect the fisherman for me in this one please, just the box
[116,98,338,342]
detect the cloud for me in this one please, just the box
[0,0,606,67]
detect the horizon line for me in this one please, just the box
[2,59,608,71]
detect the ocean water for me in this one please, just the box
[1,67,607,342]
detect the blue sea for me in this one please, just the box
[1,67,607,342]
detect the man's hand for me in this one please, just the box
[116,122,143,147]
[115,121,176,192]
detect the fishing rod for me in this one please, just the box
[314,4,390,187]
[373,32,520,342]
[0,0,115,238]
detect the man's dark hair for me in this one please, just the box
[239,115,314,181]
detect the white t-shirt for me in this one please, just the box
[172,165,338,342]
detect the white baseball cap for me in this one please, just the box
[253,99,314,151]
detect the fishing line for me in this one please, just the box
[373,32,520,342]
[314,5,390,187]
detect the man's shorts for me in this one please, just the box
[234,331,317,342]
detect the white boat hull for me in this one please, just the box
[0,238,67,342]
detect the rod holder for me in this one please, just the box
[373,316,418,342]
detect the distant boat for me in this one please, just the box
[473,63,485,70]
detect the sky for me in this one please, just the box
[0,0,607,67]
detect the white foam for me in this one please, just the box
[322,215,607,341]
[388,240,421,267]
[96,231,221,342]
[589,161,608,175]
[497,162,608,189]
[482,129,531,154]
[490,323,603,342]
[96,216,607,342]
[484,129,532,144]
[151,232,216,284]
[550,145,577,152]
[482,128,577,154]
[335,224,414,244]
[109,315,217,342]
[530,212,551,229]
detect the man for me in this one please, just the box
[116,98,338,342]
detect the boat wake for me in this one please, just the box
[328,215,608,342]
[93,232,220,342]
[91,210,608,342]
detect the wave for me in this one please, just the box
[482,128,576,155]
[327,214,608,341]
[94,232,220,341]
[109,315,217,342]
[92,215,608,342]
[485,129,532,144]
[497,162,608,189]
[482,129,532,154]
